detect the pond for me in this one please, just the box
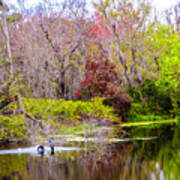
[0,123,180,180]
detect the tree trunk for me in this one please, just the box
[0,2,13,80]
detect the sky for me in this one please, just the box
[7,0,179,11]
[153,0,179,11]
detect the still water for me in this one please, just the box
[0,124,180,180]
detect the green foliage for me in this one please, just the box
[127,86,141,102]
[139,79,157,99]
[0,115,26,140]
[126,102,169,122]
[128,79,175,116]
[150,26,180,113]
[139,79,173,114]
[60,123,92,134]
[154,26,180,90]
[127,103,148,116]
[23,97,119,124]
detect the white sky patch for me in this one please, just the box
[6,0,179,11]
[153,0,179,11]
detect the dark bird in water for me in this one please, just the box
[37,145,44,155]
[49,139,55,155]
[37,139,54,155]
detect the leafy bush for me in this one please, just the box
[126,102,170,122]
[127,78,178,120]
[127,86,141,102]
[75,58,121,99]
[127,103,148,116]
[138,79,173,114]
[103,90,131,120]
[151,26,180,115]
[23,97,119,123]
[75,58,131,119]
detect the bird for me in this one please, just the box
[49,139,55,155]
[37,139,55,155]
[37,144,44,155]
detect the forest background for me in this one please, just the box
[0,0,179,142]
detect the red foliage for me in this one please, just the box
[76,58,121,99]
[75,90,84,99]
[88,12,112,38]
[75,57,131,118]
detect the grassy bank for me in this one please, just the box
[0,97,179,143]
[0,97,119,142]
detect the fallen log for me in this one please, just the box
[25,111,44,129]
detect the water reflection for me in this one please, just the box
[0,124,180,180]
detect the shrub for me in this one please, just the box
[75,57,131,119]
[75,58,121,98]
[127,86,141,102]
[103,90,131,120]
[23,97,119,123]
[139,79,173,114]
[126,102,169,122]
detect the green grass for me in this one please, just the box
[60,123,92,134]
